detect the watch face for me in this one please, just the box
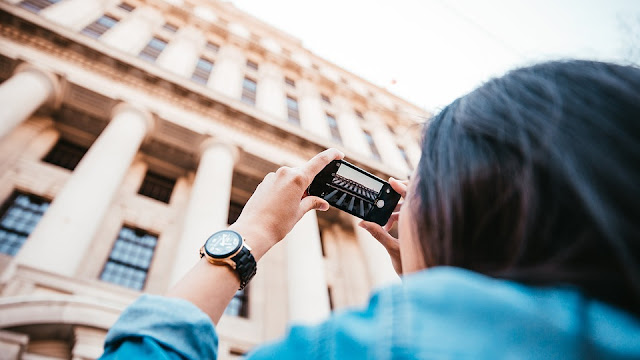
[205,230,242,258]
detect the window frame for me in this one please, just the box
[0,191,50,256]
[241,77,257,106]
[99,226,159,291]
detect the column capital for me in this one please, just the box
[111,102,156,134]
[199,136,240,163]
[14,62,63,110]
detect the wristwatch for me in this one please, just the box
[200,230,257,290]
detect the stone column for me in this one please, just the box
[255,60,287,120]
[352,217,399,290]
[40,0,113,31]
[101,6,164,54]
[71,326,106,360]
[157,25,206,77]
[334,95,370,155]
[367,113,410,174]
[287,210,331,324]
[170,139,238,285]
[298,76,331,138]
[0,64,59,140]
[209,43,245,99]
[15,103,154,276]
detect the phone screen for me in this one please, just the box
[336,162,384,194]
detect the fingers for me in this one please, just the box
[359,221,399,251]
[383,212,399,231]
[389,177,409,197]
[299,196,330,214]
[300,148,345,183]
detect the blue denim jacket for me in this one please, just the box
[100,267,640,359]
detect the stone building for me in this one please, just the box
[0,0,428,358]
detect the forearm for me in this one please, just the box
[165,222,273,325]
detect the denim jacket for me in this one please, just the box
[99,267,640,359]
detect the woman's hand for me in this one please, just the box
[358,178,409,275]
[230,148,344,259]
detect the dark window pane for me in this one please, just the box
[139,37,167,62]
[246,60,258,71]
[321,94,331,104]
[205,41,219,53]
[223,287,249,317]
[43,139,88,171]
[398,145,412,170]
[81,15,119,39]
[326,113,341,144]
[363,130,381,160]
[355,110,364,119]
[241,77,257,106]
[138,171,175,204]
[100,226,158,290]
[191,58,214,85]
[286,96,300,126]
[118,2,134,12]
[284,77,295,87]
[18,0,61,13]
[162,23,178,33]
[0,191,50,256]
[227,201,244,225]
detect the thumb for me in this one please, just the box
[300,196,330,213]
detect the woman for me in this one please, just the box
[100,60,640,359]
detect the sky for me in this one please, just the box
[228,0,639,113]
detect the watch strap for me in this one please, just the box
[231,246,257,290]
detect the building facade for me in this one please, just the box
[0,0,428,358]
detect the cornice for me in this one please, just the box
[0,4,406,180]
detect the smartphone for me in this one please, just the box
[307,159,401,226]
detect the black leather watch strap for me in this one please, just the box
[231,246,257,290]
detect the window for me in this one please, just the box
[286,96,300,126]
[100,226,158,290]
[398,145,413,170]
[205,41,220,53]
[321,94,331,104]
[284,77,295,87]
[241,77,257,106]
[326,113,341,144]
[138,171,175,204]
[191,57,214,85]
[227,201,244,225]
[117,2,134,12]
[43,138,88,171]
[162,22,178,33]
[138,37,167,62]
[81,15,119,39]
[0,192,50,256]
[18,0,61,13]
[224,287,249,317]
[246,60,259,71]
[355,110,364,120]
[363,130,381,160]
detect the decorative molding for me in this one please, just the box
[0,4,408,179]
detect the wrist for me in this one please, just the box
[228,222,275,261]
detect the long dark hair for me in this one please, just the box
[412,60,640,316]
